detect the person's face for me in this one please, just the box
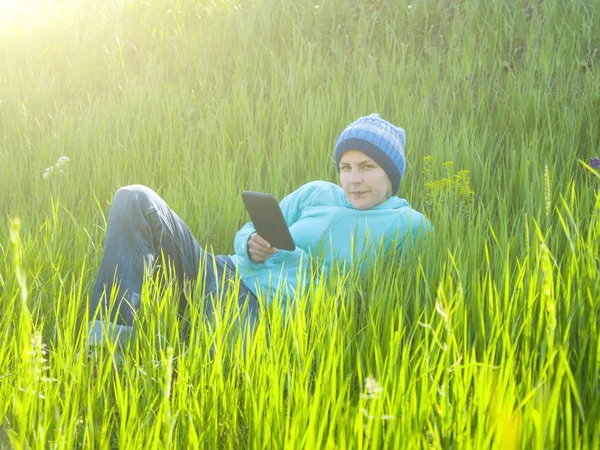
[339,150,392,210]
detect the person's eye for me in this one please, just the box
[362,164,375,170]
[340,166,350,171]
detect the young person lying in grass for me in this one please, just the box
[87,113,432,352]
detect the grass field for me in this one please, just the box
[1,0,599,448]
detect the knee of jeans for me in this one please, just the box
[113,184,156,210]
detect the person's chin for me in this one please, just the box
[351,199,372,210]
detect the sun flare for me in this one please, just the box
[0,0,49,23]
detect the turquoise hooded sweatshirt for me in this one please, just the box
[228,181,432,303]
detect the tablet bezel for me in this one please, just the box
[241,191,296,251]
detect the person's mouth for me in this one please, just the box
[351,191,368,196]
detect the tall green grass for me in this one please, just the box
[1,0,599,447]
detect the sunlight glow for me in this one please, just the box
[0,0,51,23]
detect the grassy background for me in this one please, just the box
[1,0,599,448]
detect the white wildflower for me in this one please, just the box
[359,375,395,431]
[43,155,70,180]
[361,376,383,399]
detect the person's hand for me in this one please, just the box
[247,233,278,262]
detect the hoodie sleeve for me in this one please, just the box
[277,181,323,225]
[233,221,257,259]
[386,210,433,258]
[404,212,433,253]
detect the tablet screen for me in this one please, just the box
[242,191,296,251]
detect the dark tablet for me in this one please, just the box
[242,191,295,251]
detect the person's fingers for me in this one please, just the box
[249,235,277,254]
[249,247,276,261]
[252,233,274,249]
[252,251,271,262]
[248,233,280,262]
[248,246,279,262]
[249,248,272,262]
[249,247,270,259]
[248,238,268,252]
[248,241,270,255]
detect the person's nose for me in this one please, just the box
[349,169,363,184]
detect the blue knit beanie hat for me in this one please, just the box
[334,113,406,194]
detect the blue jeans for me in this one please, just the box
[88,184,258,346]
